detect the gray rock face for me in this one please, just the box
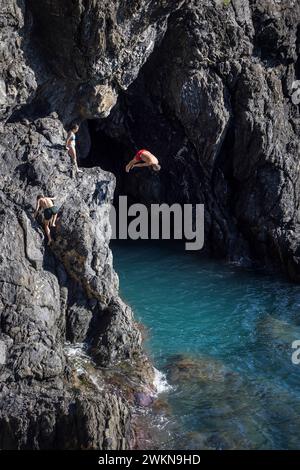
[96,0,300,277]
[16,0,183,122]
[0,0,300,450]
[0,0,167,449]
[0,115,148,449]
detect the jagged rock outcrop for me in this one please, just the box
[0,115,150,449]
[0,0,177,450]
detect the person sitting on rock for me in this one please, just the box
[66,124,83,174]
[34,195,58,246]
[125,149,161,173]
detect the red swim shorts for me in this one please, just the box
[135,149,147,161]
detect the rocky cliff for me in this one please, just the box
[0,0,299,450]
[96,0,300,278]
[0,0,176,449]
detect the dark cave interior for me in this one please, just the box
[79,118,165,206]
[80,120,129,201]
[81,120,129,174]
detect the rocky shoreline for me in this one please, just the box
[0,0,181,449]
[0,115,157,449]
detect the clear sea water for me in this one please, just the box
[112,240,300,450]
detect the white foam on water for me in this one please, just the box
[153,368,173,394]
[87,372,104,392]
[64,342,87,358]
[65,344,171,395]
[64,342,104,392]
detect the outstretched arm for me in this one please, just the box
[126,159,136,172]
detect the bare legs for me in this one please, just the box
[51,213,58,227]
[126,159,135,172]
[68,146,83,174]
[126,160,149,172]
[130,162,150,168]
[44,220,52,246]
[43,214,58,245]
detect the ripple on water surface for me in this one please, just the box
[112,241,300,449]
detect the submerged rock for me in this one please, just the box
[257,314,300,349]
[165,354,236,384]
[135,392,154,407]
[164,354,271,449]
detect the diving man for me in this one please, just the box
[125,149,161,173]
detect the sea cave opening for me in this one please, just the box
[78,116,195,248]
[78,114,169,210]
[78,119,130,199]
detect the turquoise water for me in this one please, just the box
[112,241,300,450]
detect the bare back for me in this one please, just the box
[140,150,158,165]
[39,197,54,209]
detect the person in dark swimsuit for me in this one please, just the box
[125,149,161,173]
[66,124,82,174]
[34,195,58,245]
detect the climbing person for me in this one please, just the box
[66,124,83,174]
[34,195,58,246]
[125,149,161,173]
